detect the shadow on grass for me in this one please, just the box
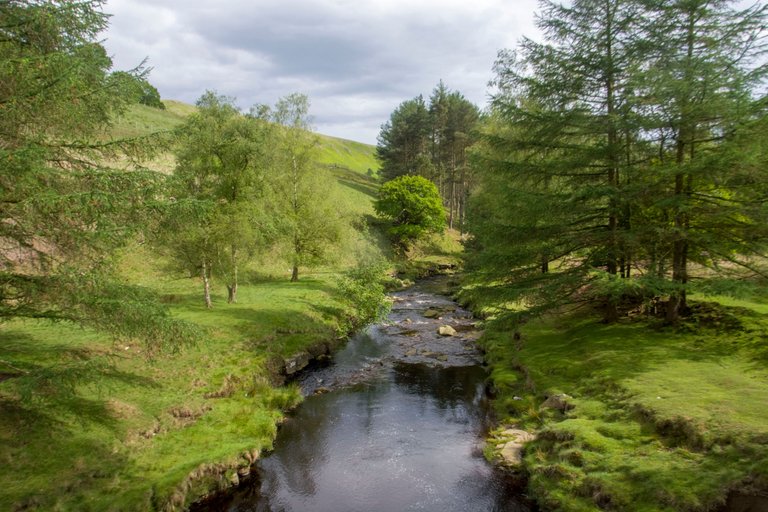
[0,397,133,511]
[516,316,746,391]
[330,166,379,199]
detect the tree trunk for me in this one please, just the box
[226,283,237,304]
[227,246,238,304]
[202,260,212,309]
[291,264,299,282]
[668,170,686,323]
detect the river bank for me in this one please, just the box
[471,295,768,511]
[191,277,533,511]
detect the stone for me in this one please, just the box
[423,309,442,319]
[499,429,536,467]
[283,351,311,375]
[438,325,457,336]
[540,393,574,412]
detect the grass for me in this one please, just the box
[479,291,768,511]
[315,134,380,176]
[0,100,387,511]
[0,241,363,511]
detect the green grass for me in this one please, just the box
[479,294,768,511]
[0,240,364,510]
[107,100,381,181]
[315,134,380,176]
[0,100,387,511]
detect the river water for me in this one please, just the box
[194,279,532,512]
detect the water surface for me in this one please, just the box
[195,280,531,512]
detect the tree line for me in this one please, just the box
[376,81,480,232]
[465,0,768,323]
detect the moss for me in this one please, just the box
[475,293,768,511]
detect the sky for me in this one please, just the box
[100,0,541,144]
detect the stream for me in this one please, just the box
[193,278,532,511]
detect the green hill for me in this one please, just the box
[109,101,380,182]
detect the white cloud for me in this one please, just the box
[101,0,541,143]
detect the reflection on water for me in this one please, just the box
[193,280,532,512]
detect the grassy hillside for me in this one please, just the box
[475,282,768,511]
[0,102,386,511]
[108,101,381,184]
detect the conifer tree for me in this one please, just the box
[0,0,196,348]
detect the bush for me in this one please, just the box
[374,175,445,251]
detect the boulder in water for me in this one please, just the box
[438,325,457,336]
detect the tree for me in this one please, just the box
[377,84,479,231]
[0,0,197,383]
[110,68,165,109]
[163,91,271,306]
[638,0,768,321]
[376,96,431,181]
[374,175,446,251]
[430,86,480,230]
[260,94,348,282]
[468,0,768,322]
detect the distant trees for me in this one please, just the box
[467,0,768,323]
[377,82,479,231]
[375,175,446,251]
[111,69,165,109]
[0,1,196,348]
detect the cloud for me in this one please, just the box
[102,0,540,143]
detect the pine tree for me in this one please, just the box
[468,0,768,322]
[0,1,198,397]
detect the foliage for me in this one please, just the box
[110,68,166,109]
[0,1,196,350]
[467,0,768,323]
[160,91,273,306]
[335,260,392,333]
[258,93,350,281]
[375,175,446,251]
[377,83,479,230]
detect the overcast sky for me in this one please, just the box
[101,0,541,144]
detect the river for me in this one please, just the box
[192,278,533,511]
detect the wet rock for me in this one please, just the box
[540,393,574,412]
[423,309,442,319]
[438,325,457,336]
[315,387,330,395]
[452,322,477,333]
[405,349,418,357]
[499,429,537,467]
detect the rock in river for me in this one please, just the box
[438,325,457,336]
